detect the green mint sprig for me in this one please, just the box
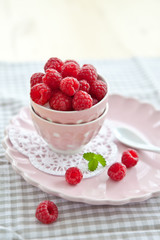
[83,152,106,171]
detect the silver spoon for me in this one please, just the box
[114,127,160,153]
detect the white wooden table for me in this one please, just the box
[0,0,160,62]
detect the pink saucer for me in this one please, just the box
[2,94,160,205]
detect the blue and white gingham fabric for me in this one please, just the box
[0,58,160,240]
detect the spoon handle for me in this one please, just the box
[137,144,160,153]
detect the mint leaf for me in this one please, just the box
[94,154,106,167]
[83,152,95,161]
[88,159,98,171]
[83,152,107,171]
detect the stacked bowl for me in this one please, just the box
[30,58,108,154]
[31,79,108,154]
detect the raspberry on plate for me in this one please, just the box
[77,64,97,85]
[60,77,80,96]
[30,83,52,105]
[61,62,80,78]
[49,91,72,111]
[35,200,58,224]
[79,80,90,93]
[44,57,63,73]
[121,149,139,168]
[90,80,107,101]
[72,90,93,111]
[30,72,45,87]
[42,69,62,90]
[65,167,83,185]
[107,162,126,181]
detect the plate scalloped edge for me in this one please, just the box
[2,94,160,205]
[3,136,160,206]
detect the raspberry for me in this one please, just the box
[35,200,58,224]
[72,90,93,111]
[44,57,63,73]
[107,162,126,181]
[60,77,80,96]
[30,83,52,105]
[49,91,72,111]
[90,80,107,101]
[121,149,139,168]
[61,62,80,78]
[64,59,80,67]
[30,72,45,87]
[65,167,83,185]
[42,69,62,90]
[79,80,90,93]
[77,64,97,85]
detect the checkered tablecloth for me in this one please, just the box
[0,58,160,240]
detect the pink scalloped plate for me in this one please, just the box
[2,94,160,205]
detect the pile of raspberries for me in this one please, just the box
[30,57,107,111]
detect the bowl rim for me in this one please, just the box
[31,75,108,114]
[31,103,108,127]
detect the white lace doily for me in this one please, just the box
[8,120,117,178]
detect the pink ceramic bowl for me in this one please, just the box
[31,75,108,124]
[30,105,108,154]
